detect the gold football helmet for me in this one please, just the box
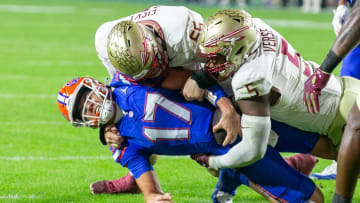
[199,9,258,80]
[107,20,168,82]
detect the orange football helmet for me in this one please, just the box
[57,77,114,128]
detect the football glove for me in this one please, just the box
[303,68,331,114]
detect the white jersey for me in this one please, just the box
[95,6,204,78]
[228,18,342,135]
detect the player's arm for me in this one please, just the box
[111,144,173,203]
[209,94,271,169]
[329,0,360,62]
[127,157,173,203]
[183,71,241,145]
[160,68,192,90]
[136,171,174,203]
[100,124,123,148]
[318,5,360,75]
[320,0,360,75]
[304,0,360,113]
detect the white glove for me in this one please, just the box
[332,5,349,36]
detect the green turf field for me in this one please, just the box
[1,0,359,202]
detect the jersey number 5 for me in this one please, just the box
[190,21,203,42]
[143,92,192,142]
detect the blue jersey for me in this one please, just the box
[113,85,228,156]
[107,75,318,202]
[109,74,231,178]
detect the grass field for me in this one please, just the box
[1,0,359,202]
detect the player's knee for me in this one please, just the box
[311,136,338,160]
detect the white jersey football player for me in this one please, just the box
[95,5,241,146]
[183,9,360,170]
[95,5,204,82]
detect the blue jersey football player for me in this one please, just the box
[57,76,325,202]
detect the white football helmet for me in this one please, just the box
[199,9,258,80]
[57,77,116,128]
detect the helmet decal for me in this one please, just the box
[107,20,168,82]
[199,9,258,80]
[204,26,249,47]
[66,78,80,86]
[57,92,68,106]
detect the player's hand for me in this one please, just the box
[213,99,241,146]
[182,77,205,102]
[146,193,174,203]
[191,154,211,168]
[104,124,124,149]
[332,5,348,36]
[303,68,330,114]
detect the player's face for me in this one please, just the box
[78,90,103,122]
[204,55,230,81]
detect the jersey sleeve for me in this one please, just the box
[110,144,154,179]
[95,21,119,78]
[206,83,228,108]
[94,17,129,79]
[231,54,274,100]
[110,72,134,87]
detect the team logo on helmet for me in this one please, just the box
[199,9,258,81]
[107,20,168,82]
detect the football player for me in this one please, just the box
[57,76,324,202]
[94,6,242,195]
[95,5,241,146]
[181,9,360,174]
[303,0,360,201]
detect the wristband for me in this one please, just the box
[191,71,217,89]
[319,50,342,73]
[332,193,352,203]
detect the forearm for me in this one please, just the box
[209,114,270,169]
[161,69,192,90]
[331,4,360,58]
[216,97,236,115]
[321,2,360,74]
[136,171,163,199]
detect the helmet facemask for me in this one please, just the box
[199,9,258,81]
[76,84,114,128]
[57,77,116,128]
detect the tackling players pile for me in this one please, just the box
[56,4,360,203]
